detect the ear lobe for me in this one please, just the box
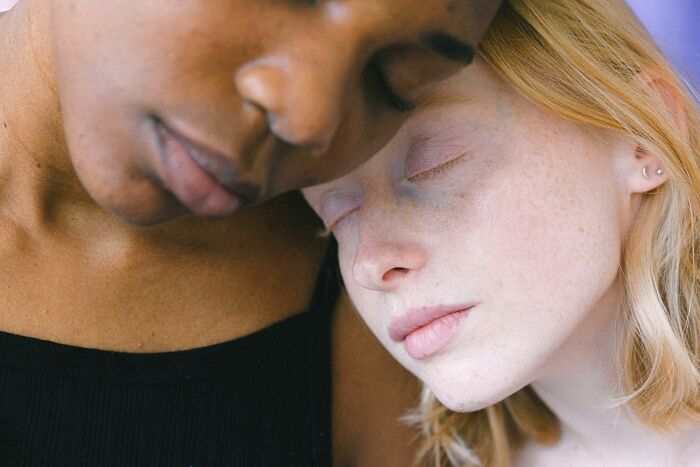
[626,144,669,194]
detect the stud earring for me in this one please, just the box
[656,168,664,176]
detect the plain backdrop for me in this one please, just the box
[627,0,700,91]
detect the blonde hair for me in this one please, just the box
[408,1,700,465]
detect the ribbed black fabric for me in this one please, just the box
[0,245,340,467]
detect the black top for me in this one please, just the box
[0,246,340,467]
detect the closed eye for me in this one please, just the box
[407,151,469,182]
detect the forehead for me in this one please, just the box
[397,61,512,141]
[418,57,512,103]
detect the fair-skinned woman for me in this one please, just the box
[0,0,501,465]
[304,1,700,465]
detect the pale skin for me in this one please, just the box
[303,59,700,465]
[0,0,503,464]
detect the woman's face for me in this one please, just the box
[304,60,641,411]
[41,0,500,224]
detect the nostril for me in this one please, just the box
[235,57,347,155]
[382,267,409,283]
[235,64,285,116]
[269,106,340,154]
[354,242,428,291]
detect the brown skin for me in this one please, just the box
[0,0,498,463]
[47,0,500,225]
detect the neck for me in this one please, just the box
[530,283,699,464]
[0,3,328,355]
[0,0,100,230]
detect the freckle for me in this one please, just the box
[2,122,6,128]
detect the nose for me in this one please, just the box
[234,53,346,154]
[352,238,428,292]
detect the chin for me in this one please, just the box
[426,370,529,413]
[106,204,186,226]
[104,195,189,226]
[83,177,188,226]
[430,386,496,412]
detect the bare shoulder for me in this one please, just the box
[331,289,426,467]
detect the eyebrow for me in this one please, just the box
[421,33,475,64]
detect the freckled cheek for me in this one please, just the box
[423,166,582,282]
[479,174,618,300]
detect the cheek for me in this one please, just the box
[418,134,623,395]
[437,120,622,302]
[490,144,620,299]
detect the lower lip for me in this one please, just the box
[404,308,471,360]
[154,122,241,217]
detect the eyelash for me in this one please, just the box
[407,151,469,182]
[365,62,415,112]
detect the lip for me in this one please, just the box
[152,119,262,217]
[388,304,476,360]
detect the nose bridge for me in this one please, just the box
[278,30,360,150]
[280,1,399,144]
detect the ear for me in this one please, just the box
[624,143,669,195]
[622,70,686,194]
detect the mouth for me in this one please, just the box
[152,118,262,217]
[388,304,476,360]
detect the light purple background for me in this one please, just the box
[626,0,699,90]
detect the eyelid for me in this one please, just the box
[406,150,470,182]
[405,136,467,176]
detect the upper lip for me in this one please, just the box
[388,304,477,342]
[154,119,263,204]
